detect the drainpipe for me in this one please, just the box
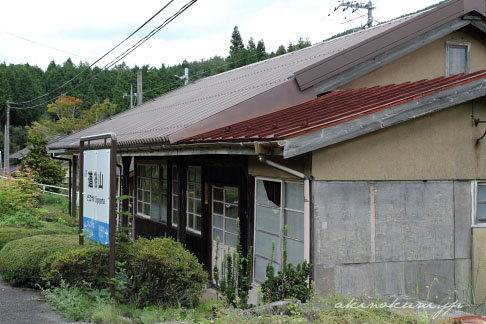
[257,154,311,264]
[51,154,72,216]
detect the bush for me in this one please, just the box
[0,211,43,228]
[0,234,79,287]
[41,245,109,288]
[0,222,75,250]
[129,237,208,307]
[0,172,41,218]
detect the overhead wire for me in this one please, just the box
[11,0,197,111]
[9,0,176,107]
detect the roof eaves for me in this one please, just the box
[283,77,486,158]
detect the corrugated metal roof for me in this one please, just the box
[48,14,417,151]
[179,70,486,143]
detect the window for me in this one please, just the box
[446,42,470,76]
[475,182,486,226]
[212,186,239,247]
[136,163,168,222]
[253,178,305,283]
[172,165,179,227]
[186,166,202,234]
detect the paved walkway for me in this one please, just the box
[0,278,69,324]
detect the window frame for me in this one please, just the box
[171,165,179,228]
[186,165,203,235]
[212,186,239,248]
[252,177,306,284]
[472,181,486,227]
[445,41,471,77]
[135,161,169,224]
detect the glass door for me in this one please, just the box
[211,186,239,283]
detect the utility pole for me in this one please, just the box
[137,71,143,106]
[123,84,134,109]
[177,68,189,86]
[335,0,376,28]
[3,101,10,175]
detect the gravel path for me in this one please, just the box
[0,278,70,324]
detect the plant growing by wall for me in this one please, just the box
[261,226,313,303]
[213,218,253,308]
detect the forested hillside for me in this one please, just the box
[0,26,311,152]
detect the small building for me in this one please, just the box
[48,0,486,303]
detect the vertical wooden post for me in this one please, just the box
[121,156,132,228]
[79,142,84,245]
[71,155,78,224]
[109,138,117,297]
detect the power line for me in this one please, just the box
[3,31,89,61]
[9,0,176,107]
[11,0,197,111]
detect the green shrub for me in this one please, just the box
[129,237,208,307]
[41,245,109,288]
[261,227,313,303]
[0,234,79,287]
[0,222,75,250]
[0,172,41,218]
[0,211,43,228]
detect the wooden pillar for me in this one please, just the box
[71,155,78,223]
[177,158,187,245]
[121,156,132,228]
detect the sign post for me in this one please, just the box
[79,133,117,297]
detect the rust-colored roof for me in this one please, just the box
[179,70,486,143]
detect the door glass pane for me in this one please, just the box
[145,165,151,178]
[151,204,160,220]
[225,218,237,234]
[286,238,305,266]
[144,191,150,202]
[225,232,237,248]
[213,215,223,229]
[188,200,194,213]
[161,195,168,222]
[285,210,304,240]
[213,229,223,242]
[256,206,281,234]
[172,210,178,225]
[214,202,224,215]
[225,187,238,204]
[256,180,281,208]
[196,200,202,215]
[152,165,159,178]
[213,187,224,201]
[195,183,202,197]
[255,230,281,262]
[285,182,304,211]
[144,203,151,216]
[188,214,194,228]
[195,216,201,231]
[225,204,238,219]
[151,181,159,193]
[254,256,278,283]
[137,202,143,214]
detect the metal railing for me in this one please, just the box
[0,175,78,201]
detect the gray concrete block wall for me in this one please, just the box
[313,181,472,303]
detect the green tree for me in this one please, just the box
[276,45,287,56]
[228,26,248,69]
[256,39,267,61]
[21,130,65,186]
[246,37,258,64]
[47,95,83,135]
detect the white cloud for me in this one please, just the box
[1,0,445,70]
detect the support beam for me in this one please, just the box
[72,155,78,220]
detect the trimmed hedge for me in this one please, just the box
[42,236,208,307]
[0,234,79,287]
[130,237,208,307]
[0,222,74,250]
[41,245,109,288]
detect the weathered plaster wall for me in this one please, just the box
[342,27,486,90]
[312,100,486,181]
[472,228,486,304]
[313,181,472,303]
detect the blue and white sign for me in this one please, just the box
[83,149,111,246]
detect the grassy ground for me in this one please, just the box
[42,283,419,324]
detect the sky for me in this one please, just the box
[0,0,445,71]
